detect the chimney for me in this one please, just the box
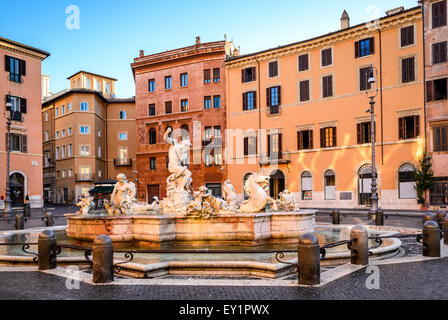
[386,6,404,16]
[139,50,145,57]
[341,10,350,29]
[196,36,201,45]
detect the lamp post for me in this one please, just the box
[366,65,379,216]
[3,101,13,216]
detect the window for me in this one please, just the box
[214,150,223,166]
[433,126,448,152]
[355,38,374,58]
[119,148,128,164]
[204,126,213,141]
[68,144,72,156]
[45,111,48,122]
[299,80,310,102]
[301,172,312,200]
[399,164,417,199]
[56,131,60,139]
[68,103,72,112]
[149,104,156,116]
[165,101,172,114]
[61,145,66,157]
[79,167,91,180]
[98,170,102,178]
[95,79,100,91]
[402,57,415,83]
[321,48,332,67]
[148,79,155,92]
[62,170,66,178]
[180,73,188,87]
[55,107,59,117]
[105,82,111,94]
[10,134,27,152]
[244,136,257,156]
[149,128,157,145]
[165,76,172,89]
[206,184,222,198]
[427,78,448,102]
[399,115,420,139]
[243,91,257,111]
[85,78,90,89]
[5,56,25,83]
[242,67,256,83]
[80,145,90,156]
[324,170,336,200]
[320,127,337,148]
[150,157,157,170]
[430,178,448,205]
[204,69,211,84]
[432,0,447,28]
[181,99,188,112]
[432,41,447,64]
[56,147,59,159]
[205,153,213,167]
[97,129,101,137]
[80,126,90,134]
[68,127,72,135]
[119,132,128,140]
[358,165,373,205]
[62,129,66,137]
[360,67,372,91]
[68,169,72,177]
[214,126,222,139]
[119,110,126,119]
[357,122,375,144]
[401,26,415,47]
[61,105,65,115]
[204,96,212,109]
[267,86,281,114]
[267,133,282,160]
[45,131,49,141]
[322,75,333,98]
[268,61,279,77]
[297,130,313,150]
[213,95,221,109]
[298,54,309,71]
[213,68,220,82]
[98,145,101,157]
[80,102,88,111]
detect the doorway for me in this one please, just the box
[269,170,285,199]
[9,172,25,207]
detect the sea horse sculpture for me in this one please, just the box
[239,173,278,213]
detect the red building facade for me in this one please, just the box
[131,38,236,202]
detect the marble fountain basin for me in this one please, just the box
[65,210,317,243]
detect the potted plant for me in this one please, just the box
[414,152,434,210]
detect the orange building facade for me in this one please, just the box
[42,71,136,204]
[423,0,448,206]
[1,36,50,209]
[131,38,236,202]
[225,7,425,210]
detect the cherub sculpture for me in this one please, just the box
[76,193,95,215]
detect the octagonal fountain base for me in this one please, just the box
[66,210,316,243]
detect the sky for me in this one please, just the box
[0,0,419,98]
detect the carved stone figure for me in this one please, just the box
[108,174,134,215]
[76,193,95,215]
[184,186,234,218]
[239,173,278,213]
[222,179,238,211]
[276,189,299,212]
[162,127,193,212]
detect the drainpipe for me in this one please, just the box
[378,23,384,166]
[420,0,428,153]
[254,56,262,173]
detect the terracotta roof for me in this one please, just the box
[67,70,118,81]
[42,88,134,107]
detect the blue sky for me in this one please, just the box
[0,0,419,98]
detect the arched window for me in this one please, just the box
[324,170,336,200]
[399,164,416,199]
[269,170,285,199]
[358,165,373,205]
[149,128,157,145]
[80,101,88,111]
[119,110,126,120]
[301,171,312,200]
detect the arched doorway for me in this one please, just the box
[324,170,336,200]
[270,170,285,199]
[398,164,416,199]
[358,165,373,205]
[9,172,25,207]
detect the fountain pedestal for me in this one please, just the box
[66,210,316,243]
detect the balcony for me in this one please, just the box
[75,173,95,182]
[114,158,133,167]
[267,105,281,116]
[259,152,291,165]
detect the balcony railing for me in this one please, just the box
[114,158,133,167]
[267,105,281,116]
[75,173,95,182]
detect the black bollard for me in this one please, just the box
[423,221,441,258]
[444,216,448,246]
[23,203,30,217]
[331,210,340,225]
[45,212,54,227]
[375,209,384,226]
[423,213,433,227]
[349,225,369,265]
[93,235,114,284]
[15,213,24,230]
[436,212,446,229]
[297,233,320,286]
[38,230,57,270]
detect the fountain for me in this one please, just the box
[66,128,316,244]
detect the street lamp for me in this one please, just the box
[365,65,380,216]
[3,100,13,216]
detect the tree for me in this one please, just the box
[414,152,434,207]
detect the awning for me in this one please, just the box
[89,186,114,194]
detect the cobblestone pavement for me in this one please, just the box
[316,213,423,229]
[0,258,446,300]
